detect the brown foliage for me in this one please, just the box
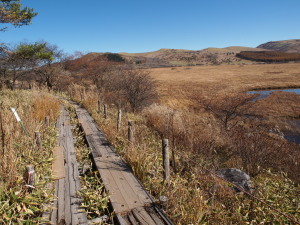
[237,51,300,62]
[190,92,256,130]
[120,69,158,112]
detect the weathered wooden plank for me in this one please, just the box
[57,178,65,224]
[52,146,65,180]
[49,107,88,225]
[117,214,130,225]
[64,118,88,225]
[127,211,139,225]
[145,207,166,225]
[50,180,59,224]
[93,158,131,212]
[63,143,72,225]
[94,152,148,212]
[75,105,173,225]
[132,207,157,225]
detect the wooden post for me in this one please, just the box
[104,104,107,119]
[26,165,35,190]
[49,109,53,119]
[83,88,86,100]
[159,195,168,209]
[162,139,170,185]
[117,109,121,131]
[0,103,5,154]
[128,120,133,143]
[97,99,101,114]
[35,131,42,149]
[45,116,50,127]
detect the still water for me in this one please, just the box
[247,88,300,144]
[247,88,300,100]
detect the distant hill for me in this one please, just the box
[257,39,300,53]
[237,51,300,62]
[65,44,286,71]
[118,46,266,68]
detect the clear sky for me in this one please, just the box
[1,0,300,54]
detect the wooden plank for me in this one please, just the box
[117,214,130,225]
[75,106,172,225]
[57,178,65,224]
[49,108,88,225]
[145,207,166,225]
[93,158,131,212]
[94,152,148,212]
[132,207,156,225]
[128,211,139,225]
[80,119,94,135]
[52,146,65,180]
[50,180,59,224]
[65,119,88,225]
[63,139,72,225]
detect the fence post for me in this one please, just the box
[117,109,122,131]
[162,139,170,185]
[49,109,53,119]
[45,116,50,127]
[128,120,133,143]
[0,104,5,154]
[97,99,101,114]
[159,195,168,209]
[104,104,107,119]
[26,165,35,191]
[35,131,42,149]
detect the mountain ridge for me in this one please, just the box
[257,39,300,53]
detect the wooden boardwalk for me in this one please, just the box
[76,106,173,225]
[50,107,88,225]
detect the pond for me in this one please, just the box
[247,88,300,144]
[247,88,300,100]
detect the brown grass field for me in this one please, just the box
[148,62,300,106]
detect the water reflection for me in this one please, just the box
[247,89,300,100]
[247,88,300,144]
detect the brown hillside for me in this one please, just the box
[237,51,300,62]
[119,47,265,67]
[257,39,300,53]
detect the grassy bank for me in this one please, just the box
[0,90,60,224]
[73,90,300,224]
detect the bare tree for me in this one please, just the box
[120,69,158,112]
[192,92,256,130]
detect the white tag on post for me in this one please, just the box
[11,107,21,122]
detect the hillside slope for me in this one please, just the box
[119,46,266,67]
[257,39,300,53]
[65,46,268,71]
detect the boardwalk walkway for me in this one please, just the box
[46,104,172,224]
[50,107,88,225]
[76,106,173,225]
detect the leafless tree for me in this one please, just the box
[119,69,158,112]
[192,92,256,130]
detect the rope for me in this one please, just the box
[194,162,300,224]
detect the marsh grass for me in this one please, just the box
[0,89,60,224]
[71,89,300,224]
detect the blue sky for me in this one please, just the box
[1,0,300,54]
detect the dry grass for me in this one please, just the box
[0,90,60,223]
[66,63,300,224]
[75,89,300,224]
[148,63,300,107]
